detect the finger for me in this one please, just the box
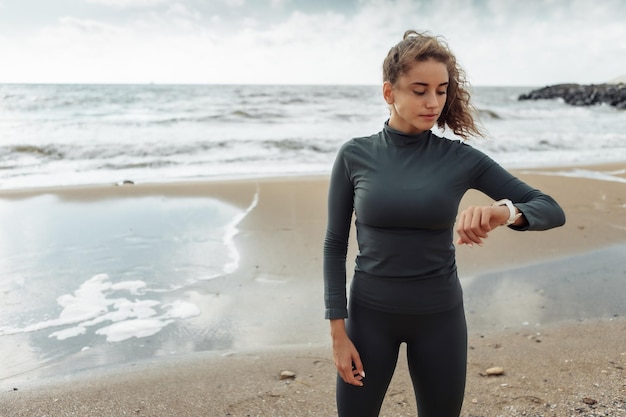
[348,360,364,386]
[337,362,354,384]
[460,209,482,245]
[470,207,490,239]
[343,372,362,386]
[338,361,363,386]
[352,357,365,381]
[480,208,494,232]
[456,211,472,245]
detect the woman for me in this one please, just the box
[323,30,566,417]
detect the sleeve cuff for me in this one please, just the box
[325,308,348,320]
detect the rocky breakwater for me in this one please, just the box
[518,83,626,109]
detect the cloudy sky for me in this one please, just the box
[0,0,625,86]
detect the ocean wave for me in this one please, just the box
[9,145,65,159]
[279,98,308,105]
[150,114,222,125]
[132,110,287,125]
[228,109,285,120]
[263,138,335,153]
[477,108,502,119]
[98,160,178,170]
[1,137,334,167]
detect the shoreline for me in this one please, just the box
[1,162,625,416]
[0,160,624,197]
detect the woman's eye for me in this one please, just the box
[413,91,446,96]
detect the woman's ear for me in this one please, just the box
[382,81,394,104]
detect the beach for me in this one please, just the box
[1,163,625,416]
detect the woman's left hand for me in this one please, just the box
[455,205,511,246]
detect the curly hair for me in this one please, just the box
[382,30,483,139]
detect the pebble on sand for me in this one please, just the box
[485,367,505,376]
[279,370,296,380]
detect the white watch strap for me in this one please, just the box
[492,199,522,225]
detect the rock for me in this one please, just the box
[518,83,626,109]
[582,397,598,405]
[279,370,296,380]
[485,366,505,376]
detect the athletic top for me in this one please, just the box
[323,122,566,319]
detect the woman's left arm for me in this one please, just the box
[456,162,566,246]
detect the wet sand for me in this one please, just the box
[1,163,625,416]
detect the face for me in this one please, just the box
[383,58,449,135]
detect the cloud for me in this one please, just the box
[359,0,626,85]
[82,0,168,9]
[0,0,625,85]
[221,0,245,7]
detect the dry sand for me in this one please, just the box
[1,163,625,416]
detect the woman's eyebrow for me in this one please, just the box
[410,81,450,87]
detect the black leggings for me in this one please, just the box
[336,301,467,417]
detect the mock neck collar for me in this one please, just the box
[383,121,431,146]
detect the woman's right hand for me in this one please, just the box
[330,319,365,387]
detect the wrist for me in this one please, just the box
[492,199,522,225]
[330,319,346,337]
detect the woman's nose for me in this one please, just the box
[425,93,438,108]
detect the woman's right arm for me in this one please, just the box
[323,142,365,386]
[323,142,354,320]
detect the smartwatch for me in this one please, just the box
[492,199,522,225]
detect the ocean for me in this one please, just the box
[1,84,625,384]
[1,83,626,190]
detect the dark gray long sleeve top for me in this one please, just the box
[323,122,566,319]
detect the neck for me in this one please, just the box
[387,117,428,135]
